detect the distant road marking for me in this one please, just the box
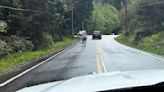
[0,42,79,87]
[96,42,107,73]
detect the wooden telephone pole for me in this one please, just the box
[71,0,74,36]
[125,0,128,31]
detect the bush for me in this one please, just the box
[0,36,34,57]
[0,40,11,57]
[0,21,7,33]
[38,32,54,49]
[117,32,164,56]
[11,36,34,52]
[140,32,164,49]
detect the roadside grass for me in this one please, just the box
[116,32,164,57]
[0,38,77,73]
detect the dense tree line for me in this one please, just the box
[118,0,164,55]
[87,0,122,34]
[121,0,164,43]
[87,2,121,34]
[0,0,93,57]
[95,0,124,10]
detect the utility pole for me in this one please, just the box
[125,0,128,32]
[82,21,84,30]
[71,0,74,36]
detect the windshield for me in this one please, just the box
[0,0,164,92]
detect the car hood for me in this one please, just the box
[17,69,164,92]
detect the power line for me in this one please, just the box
[133,0,164,8]
[124,0,164,32]
[0,0,89,13]
[124,0,128,32]
[0,5,39,13]
[69,0,92,35]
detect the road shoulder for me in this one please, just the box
[114,37,164,61]
[0,40,79,84]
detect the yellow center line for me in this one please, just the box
[97,46,107,73]
[96,48,102,73]
[96,42,102,73]
[96,42,107,73]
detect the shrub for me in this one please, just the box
[38,32,54,49]
[0,21,7,33]
[11,36,34,52]
[0,36,34,57]
[0,39,11,57]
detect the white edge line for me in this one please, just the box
[113,36,164,61]
[123,44,164,61]
[0,42,79,87]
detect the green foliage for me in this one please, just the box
[73,0,93,33]
[0,39,11,57]
[0,0,93,57]
[87,2,121,34]
[118,0,164,56]
[0,38,76,72]
[0,21,7,32]
[0,0,92,73]
[141,32,164,49]
[0,36,33,57]
[11,36,34,52]
[117,32,164,56]
[94,0,123,10]
[121,0,164,41]
[38,32,54,50]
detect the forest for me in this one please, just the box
[117,0,164,56]
[0,0,93,57]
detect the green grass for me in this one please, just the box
[0,38,77,73]
[116,32,164,57]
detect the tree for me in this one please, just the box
[0,0,94,56]
[87,2,121,34]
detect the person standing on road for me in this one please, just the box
[77,31,87,46]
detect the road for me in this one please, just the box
[0,35,164,92]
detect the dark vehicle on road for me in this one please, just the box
[92,31,102,39]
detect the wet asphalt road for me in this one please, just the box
[0,35,164,92]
